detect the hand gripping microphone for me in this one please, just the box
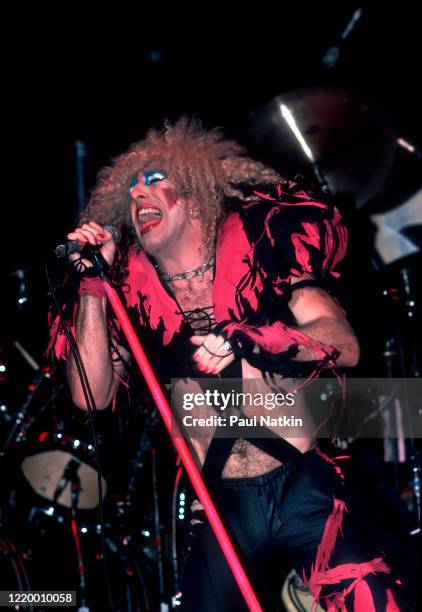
[54,225,121,258]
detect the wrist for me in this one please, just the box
[78,277,107,298]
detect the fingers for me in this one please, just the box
[191,333,217,368]
[67,221,112,246]
[212,353,236,374]
[67,222,117,267]
[191,333,235,374]
[190,336,204,346]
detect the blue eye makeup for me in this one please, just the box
[129,176,139,192]
[129,169,168,194]
[143,169,168,185]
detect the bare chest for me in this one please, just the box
[170,275,214,332]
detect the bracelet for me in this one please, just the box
[78,277,107,298]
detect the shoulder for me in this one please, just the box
[232,182,347,283]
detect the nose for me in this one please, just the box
[130,179,149,200]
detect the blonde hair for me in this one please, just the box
[83,116,282,249]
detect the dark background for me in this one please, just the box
[3,3,421,261]
[1,4,421,607]
[3,2,421,370]
[0,2,420,414]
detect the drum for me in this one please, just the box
[20,431,107,511]
[3,429,107,532]
[280,569,324,612]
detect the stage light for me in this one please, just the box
[279,103,314,163]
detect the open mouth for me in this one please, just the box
[137,206,163,235]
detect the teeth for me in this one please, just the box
[138,207,162,225]
[139,207,162,215]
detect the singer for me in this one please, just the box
[49,118,405,610]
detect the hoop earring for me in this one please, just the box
[189,208,200,219]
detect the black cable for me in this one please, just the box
[45,260,116,612]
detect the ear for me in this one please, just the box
[189,207,200,219]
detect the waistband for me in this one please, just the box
[213,448,318,489]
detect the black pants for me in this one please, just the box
[181,449,406,611]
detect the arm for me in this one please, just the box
[188,277,360,373]
[67,295,129,410]
[65,221,130,410]
[189,278,359,373]
[288,275,360,367]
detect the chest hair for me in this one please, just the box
[170,274,214,326]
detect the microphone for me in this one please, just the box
[54,225,121,258]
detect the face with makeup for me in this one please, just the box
[130,169,198,256]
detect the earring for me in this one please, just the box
[189,208,200,219]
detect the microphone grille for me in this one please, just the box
[104,225,122,244]
[54,244,67,258]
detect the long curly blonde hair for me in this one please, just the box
[82,116,282,249]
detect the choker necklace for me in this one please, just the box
[153,251,215,282]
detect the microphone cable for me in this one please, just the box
[45,260,116,612]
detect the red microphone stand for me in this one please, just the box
[94,261,262,612]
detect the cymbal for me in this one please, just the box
[247,86,396,208]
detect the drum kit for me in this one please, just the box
[0,81,421,610]
[0,322,188,610]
